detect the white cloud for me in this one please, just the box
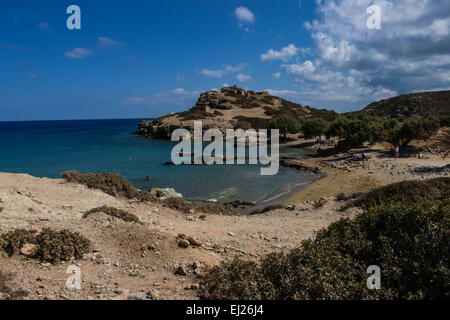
[121,88,201,107]
[200,64,245,78]
[236,73,252,82]
[235,7,255,24]
[275,0,450,110]
[64,48,92,59]
[261,44,300,62]
[273,72,281,79]
[98,37,122,48]
[37,22,51,30]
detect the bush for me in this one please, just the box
[353,178,450,209]
[437,115,450,127]
[202,200,450,300]
[83,206,142,224]
[0,228,91,264]
[0,229,34,257]
[61,171,157,202]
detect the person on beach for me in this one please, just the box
[395,146,400,159]
[362,152,368,164]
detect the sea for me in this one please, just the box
[0,119,317,204]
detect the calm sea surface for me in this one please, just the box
[0,119,316,203]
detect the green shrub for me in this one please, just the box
[202,200,450,300]
[353,178,450,209]
[0,228,91,264]
[83,206,142,224]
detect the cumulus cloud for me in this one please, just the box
[278,0,450,110]
[261,44,300,62]
[236,73,252,82]
[273,72,281,79]
[64,48,92,59]
[121,88,201,107]
[200,64,245,78]
[97,37,123,48]
[235,6,255,24]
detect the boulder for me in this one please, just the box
[151,188,183,199]
[20,243,38,256]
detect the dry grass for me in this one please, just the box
[83,206,142,224]
[163,197,239,216]
[61,171,158,202]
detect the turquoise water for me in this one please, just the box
[0,119,315,203]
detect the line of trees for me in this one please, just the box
[266,113,443,151]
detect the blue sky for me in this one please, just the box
[1,0,450,121]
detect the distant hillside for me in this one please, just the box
[138,86,337,140]
[363,90,450,118]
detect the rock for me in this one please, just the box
[20,243,38,256]
[128,292,149,300]
[112,290,130,300]
[186,236,202,247]
[151,188,183,199]
[29,225,39,233]
[189,208,195,214]
[228,232,235,237]
[149,289,160,300]
[175,266,187,276]
[178,239,190,248]
[96,257,110,265]
[286,204,295,211]
[82,253,94,261]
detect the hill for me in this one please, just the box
[363,90,450,118]
[138,86,337,139]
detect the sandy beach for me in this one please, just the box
[1,136,448,299]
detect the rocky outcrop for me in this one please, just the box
[363,90,450,118]
[281,159,321,174]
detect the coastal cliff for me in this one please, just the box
[138,86,337,140]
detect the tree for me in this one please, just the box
[325,113,381,150]
[382,117,440,149]
[267,115,301,139]
[301,118,328,141]
[234,120,252,130]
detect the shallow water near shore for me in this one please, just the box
[0,119,316,204]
